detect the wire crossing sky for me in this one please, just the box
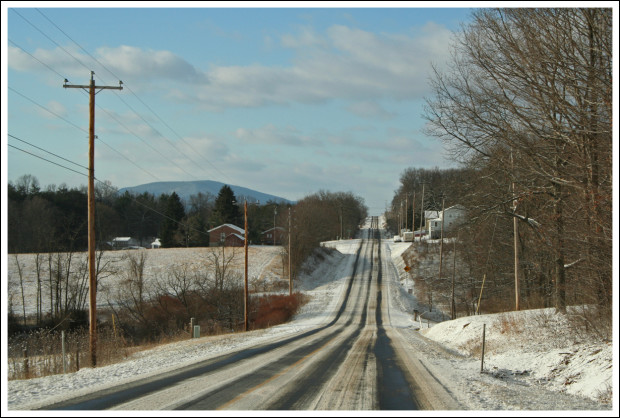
[4,3,477,212]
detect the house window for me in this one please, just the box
[220,232,226,242]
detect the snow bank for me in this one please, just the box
[422,309,613,403]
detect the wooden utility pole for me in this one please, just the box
[405,194,408,231]
[412,191,416,237]
[63,72,122,367]
[244,200,249,331]
[451,231,458,320]
[274,207,277,246]
[438,196,445,305]
[511,150,520,311]
[288,207,292,296]
[419,183,426,242]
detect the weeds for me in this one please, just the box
[250,293,308,330]
[7,326,128,380]
[498,312,523,335]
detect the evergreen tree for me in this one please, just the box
[212,185,242,227]
[160,192,186,247]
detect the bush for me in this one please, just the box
[250,293,307,330]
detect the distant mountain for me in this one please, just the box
[119,180,294,205]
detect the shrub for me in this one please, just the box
[250,293,307,330]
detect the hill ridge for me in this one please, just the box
[119,180,294,205]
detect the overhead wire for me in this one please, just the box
[9,133,89,171]
[8,135,213,241]
[34,7,231,183]
[11,8,206,184]
[8,86,163,182]
[8,143,88,179]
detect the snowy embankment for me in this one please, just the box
[4,236,616,411]
[385,236,614,409]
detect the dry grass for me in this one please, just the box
[7,327,137,380]
[497,312,523,335]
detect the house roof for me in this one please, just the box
[261,227,286,234]
[207,224,245,235]
[229,233,245,241]
[112,237,133,242]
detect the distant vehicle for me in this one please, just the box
[393,235,402,242]
[402,231,414,242]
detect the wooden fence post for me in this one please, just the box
[62,331,67,374]
[23,348,29,378]
[480,323,486,373]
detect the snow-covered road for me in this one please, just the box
[4,220,615,413]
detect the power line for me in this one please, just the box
[9,140,213,242]
[9,86,88,134]
[8,143,87,178]
[34,7,231,183]
[11,9,203,182]
[8,38,67,81]
[10,8,92,73]
[9,133,89,171]
[9,86,162,182]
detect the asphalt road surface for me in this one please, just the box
[45,217,460,411]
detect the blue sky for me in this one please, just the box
[4,2,477,213]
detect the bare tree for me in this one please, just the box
[424,8,612,317]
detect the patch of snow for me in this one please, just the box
[3,227,616,412]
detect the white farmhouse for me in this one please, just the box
[427,205,466,239]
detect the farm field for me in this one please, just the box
[7,245,287,319]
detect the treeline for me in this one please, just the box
[7,176,292,252]
[289,190,368,279]
[8,174,368,332]
[390,9,612,337]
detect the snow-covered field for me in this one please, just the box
[3,234,616,413]
[6,245,287,317]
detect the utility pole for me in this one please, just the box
[419,183,426,242]
[339,205,343,239]
[412,191,416,238]
[288,207,292,296]
[511,150,520,311]
[63,72,122,367]
[438,196,445,308]
[244,200,249,331]
[451,230,458,320]
[274,207,277,246]
[405,194,408,232]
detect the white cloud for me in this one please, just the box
[281,26,326,49]
[9,21,454,110]
[95,45,208,83]
[188,22,454,109]
[234,124,322,147]
[38,100,67,119]
[346,101,396,120]
[8,44,208,85]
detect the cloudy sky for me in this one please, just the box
[4,2,475,212]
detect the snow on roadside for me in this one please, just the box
[422,311,613,403]
[382,236,615,409]
[4,242,354,411]
[4,233,616,412]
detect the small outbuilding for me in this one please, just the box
[110,237,139,249]
[260,227,286,245]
